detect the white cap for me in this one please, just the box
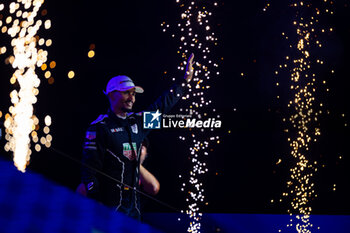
[104,75,144,94]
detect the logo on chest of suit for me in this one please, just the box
[122,142,137,160]
[131,124,138,134]
[111,127,124,133]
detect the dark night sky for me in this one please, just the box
[1,0,350,216]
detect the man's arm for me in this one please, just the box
[140,165,160,196]
[81,123,106,199]
[145,53,195,114]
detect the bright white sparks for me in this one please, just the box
[163,1,220,232]
[2,0,50,172]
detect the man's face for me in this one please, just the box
[109,88,136,113]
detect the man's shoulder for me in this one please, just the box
[127,112,143,124]
[90,114,109,125]
[127,112,143,117]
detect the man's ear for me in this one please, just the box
[108,92,114,101]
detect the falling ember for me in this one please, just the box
[68,70,75,79]
[163,1,220,232]
[2,0,50,172]
[88,50,95,58]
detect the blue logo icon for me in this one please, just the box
[143,110,162,129]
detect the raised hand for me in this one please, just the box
[184,53,195,83]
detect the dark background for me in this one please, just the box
[1,0,350,216]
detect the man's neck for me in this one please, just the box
[112,108,127,118]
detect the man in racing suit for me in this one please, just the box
[81,54,194,219]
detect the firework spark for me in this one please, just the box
[271,1,334,232]
[162,1,220,232]
[1,0,52,172]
